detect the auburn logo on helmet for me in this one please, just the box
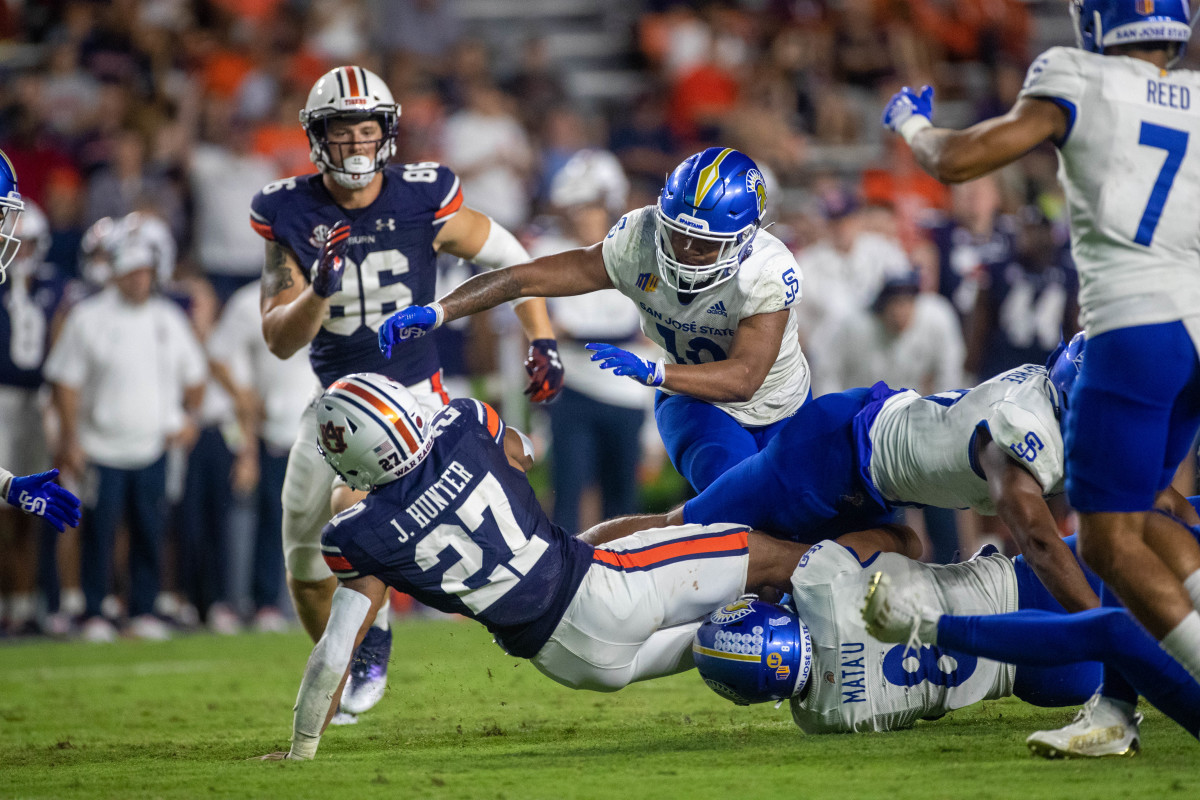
[321,421,348,454]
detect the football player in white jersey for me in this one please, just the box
[691,531,1200,751]
[378,147,810,493]
[879,0,1200,738]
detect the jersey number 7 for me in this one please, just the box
[1134,121,1189,247]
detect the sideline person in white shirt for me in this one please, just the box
[44,241,206,642]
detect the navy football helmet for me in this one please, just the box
[1047,331,1086,411]
[0,149,24,285]
[692,596,812,705]
[655,147,765,293]
[1071,0,1194,62]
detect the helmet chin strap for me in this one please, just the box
[327,153,378,190]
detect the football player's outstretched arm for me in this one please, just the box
[887,86,1069,183]
[439,243,613,322]
[979,435,1099,612]
[259,240,326,359]
[435,207,556,341]
[261,576,387,761]
[658,308,788,403]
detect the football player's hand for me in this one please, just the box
[882,85,934,136]
[524,339,564,404]
[585,343,665,388]
[311,221,351,298]
[6,469,81,532]
[377,303,445,358]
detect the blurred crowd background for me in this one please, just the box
[4,0,1190,640]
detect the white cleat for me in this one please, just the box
[329,711,359,726]
[80,616,118,644]
[1026,693,1142,759]
[861,571,941,653]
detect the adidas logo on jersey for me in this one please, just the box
[636,273,659,292]
[707,301,727,316]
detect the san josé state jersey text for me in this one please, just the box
[249,163,463,387]
[320,398,593,657]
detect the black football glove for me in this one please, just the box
[524,338,564,404]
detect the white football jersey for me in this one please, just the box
[1019,47,1200,339]
[867,364,1065,514]
[601,206,810,426]
[788,542,1017,734]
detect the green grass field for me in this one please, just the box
[1,621,1197,800]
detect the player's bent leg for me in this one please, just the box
[531,523,751,691]
[287,575,338,641]
[654,393,759,492]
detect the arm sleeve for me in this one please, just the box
[289,585,373,759]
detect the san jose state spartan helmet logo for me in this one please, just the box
[692,596,813,705]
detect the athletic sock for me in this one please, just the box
[1160,610,1200,685]
[1184,569,1200,613]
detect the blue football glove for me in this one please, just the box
[882,85,934,139]
[585,343,665,388]
[524,339,565,404]
[311,220,351,298]
[7,469,81,533]
[378,303,445,358]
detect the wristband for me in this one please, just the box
[898,116,933,146]
[429,302,446,330]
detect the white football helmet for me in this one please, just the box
[316,373,433,491]
[549,149,630,215]
[79,216,119,286]
[12,198,49,272]
[301,66,399,191]
[119,211,177,285]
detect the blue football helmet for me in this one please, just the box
[1071,0,1194,62]
[655,147,765,293]
[692,596,812,705]
[0,150,24,285]
[1046,331,1087,411]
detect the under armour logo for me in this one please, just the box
[376,218,395,231]
[320,421,348,454]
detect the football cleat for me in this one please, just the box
[341,626,391,714]
[861,571,941,656]
[1026,693,1143,758]
[329,711,359,726]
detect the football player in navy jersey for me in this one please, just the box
[255,373,916,760]
[0,163,80,546]
[249,66,561,719]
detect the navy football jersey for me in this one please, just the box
[249,163,464,387]
[0,263,67,388]
[977,252,1079,381]
[320,398,593,658]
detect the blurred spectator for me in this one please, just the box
[83,128,184,231]
[187,105,277,303]
[172,275,241,634]
[609,89,680,186]
[530,149,649,532]
[923,173,1013,321]
[816,270,965,396]
[44,240,207,642]
[207,279,309,632]
[793,184,910,367]
[966,206,1080,381]
[0,202,67,635]
[442,81,533,232]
